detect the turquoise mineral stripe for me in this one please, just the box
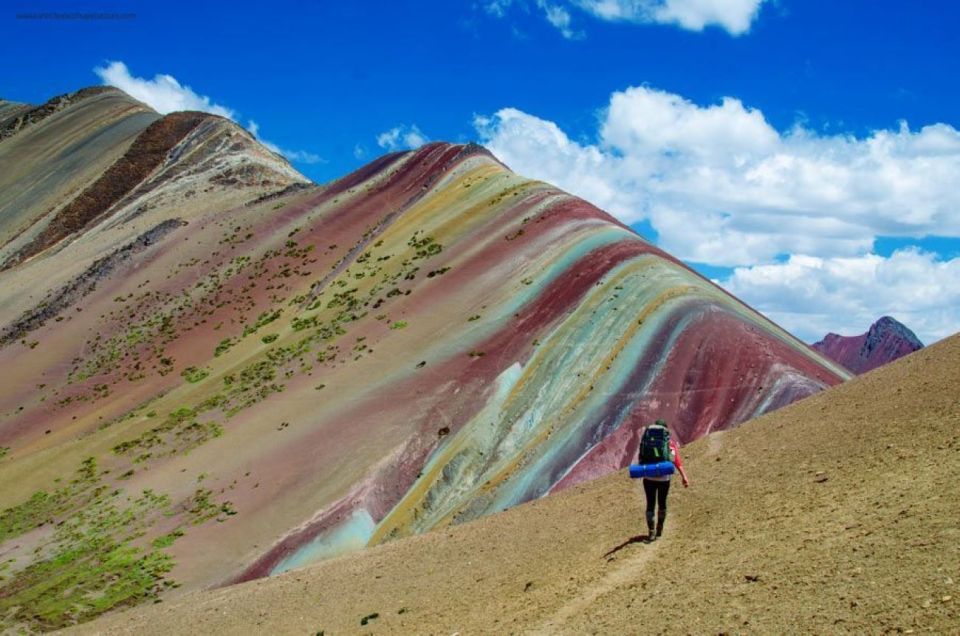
[270,508,376,576]
[400,257,704,520]
[484,290,708,511]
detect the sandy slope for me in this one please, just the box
[72,334,960,635]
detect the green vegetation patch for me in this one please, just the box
[407,232,442,259]
[0,460,181,632]
[214,337,235,357]
[111,406,223,459]
[151,529,184,549]
[0,458,99,543]
[183,489,237,525]
[291,315,318,331]
[243,309,283,337]
[180,366,210,383]
[0,495,175,631]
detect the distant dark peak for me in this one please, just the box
[812,316,924,375]
[869,316,924,348]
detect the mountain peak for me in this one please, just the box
[0,86,308,272]
[812,316,924,374]
[870,315,924,347]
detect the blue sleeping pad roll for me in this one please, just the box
[629,461,675,478]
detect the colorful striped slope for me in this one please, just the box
[0,87,848,630]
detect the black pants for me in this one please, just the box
[642,479,670,531]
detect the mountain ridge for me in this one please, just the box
[0,86,849,630]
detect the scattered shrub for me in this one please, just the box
[181,367,209,383]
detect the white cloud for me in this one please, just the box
[484,0,583,38]
[94,61,235,119]
[475,85,960,342]
[95,61,322,165]
[577,0,766,34]
[476,86,960,267]
[601,86,778,159]
[484,0,764,37]
[474,109,629,216]
[718,250,960,344]
[538,1,582,39]
[376,125,429,151]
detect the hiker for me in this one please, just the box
[638,419,689,541]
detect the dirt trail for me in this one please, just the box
[533,536,663,634]
[71,334,960,635]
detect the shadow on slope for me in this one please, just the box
[71,332,959,635]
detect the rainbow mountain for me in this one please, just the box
[0,86,848,630]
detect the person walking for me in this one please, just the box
[638,419,689,541]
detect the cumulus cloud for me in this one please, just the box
[475,85,960,342]
[95,61,322,165]
[718,250,960,344]
[578,0,766,35]
[484,0,764,37]
[94,61,235,118]
[376,125,429,151]
[476,86,960,266]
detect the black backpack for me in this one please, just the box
[639,424,671,464]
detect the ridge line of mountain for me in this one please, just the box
[0,86,118,142]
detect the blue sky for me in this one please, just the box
[2,0,959,343]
